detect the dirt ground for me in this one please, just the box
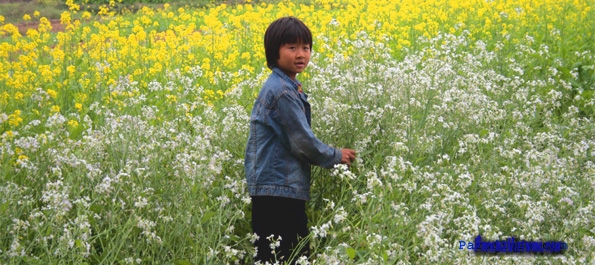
[12,19,65,35]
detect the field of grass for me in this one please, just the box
[1,0,594,264]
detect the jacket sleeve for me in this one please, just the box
[271,92,342,169]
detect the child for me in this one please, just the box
[244,16,357,264]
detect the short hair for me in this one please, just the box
[264,16,313,69]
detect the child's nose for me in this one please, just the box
[297,49,305,58]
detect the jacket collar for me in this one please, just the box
[272,68,302,93]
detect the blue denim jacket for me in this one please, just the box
[245,68,342,201]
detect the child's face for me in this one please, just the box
[277,42,311,80]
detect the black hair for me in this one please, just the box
[264,16,313,69]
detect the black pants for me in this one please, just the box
[251,196,309,264]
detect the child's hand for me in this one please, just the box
[340,149,357,166]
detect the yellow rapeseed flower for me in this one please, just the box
[8,110,23,127]
[47,89,58,99]
[51,105,60,113]
[98,6,110,16]
[166,94,177,104]
[38,17,52,32]
[1,92,9,105]
[60,11,71,25]
[68,120,79,127]
[18,155,29,162]
[66,0,80,11]
[3,131,15,140]
[75,103,83,112]
[67,65,76,75]
[14,92,24,101]
[23,14,31,21]
[201,58,211,71]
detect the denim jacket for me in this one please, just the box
[244,68,342,201]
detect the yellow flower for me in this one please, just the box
[16,154,29,166]
[8,110,23,127]
[76,93,88,103]
[60,11,71,25]
[166,94,177,104]
[38,17,53,32]
[67,65,76,75]
[1,92,9,105]
[3,131,15,140]
[68,120,79,127]
[14,92,24,101]
[33,11,40,18]
[201,58,211,71]
[75,103,83,111]
[66,0,80,11]
[98,5,110,16]
[51,105,61,113]
[23,14,31,21]
[47,89,58,99]
[18,155,29,162]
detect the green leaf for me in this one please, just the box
[90,204,103,214]
[211,188,221,197]
[88,213,97,227]
[579,227,595,238]
[201,211,216,223]
[0,202,8,214]
[346,247,357,260]
[175,260,193,265]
